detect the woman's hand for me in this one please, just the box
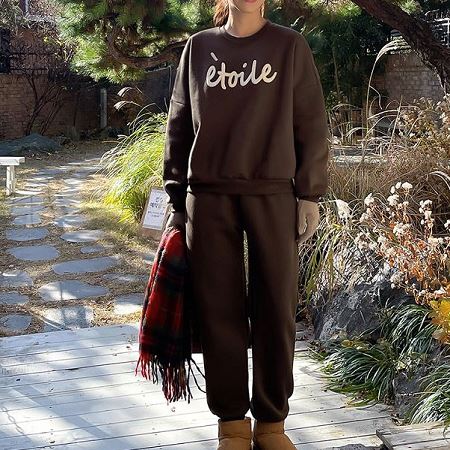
[296,199,320,243]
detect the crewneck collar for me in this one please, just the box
[219,19,272,43]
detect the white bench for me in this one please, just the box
[0,157,25,196]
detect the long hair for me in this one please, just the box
[213,0,265,27]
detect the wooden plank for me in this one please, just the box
[143,434,385,450]
[0,320,310,352]
[0,323,392,449]
[0,387,342,425]
[0,332,140,358]
[147,434,385,450]
[1,336,310,368]
[1,343,317,378]
[6,432,385,450]
[0,322,139,352]
[0,362,324,401]
[392,442,450,450]
[0,156,25,164]
[0,392,367,437]
[0,349,322,385]
[376,421,450,449]
[0,401,390,449]
[0,386,338,436]
[0,341,139,366]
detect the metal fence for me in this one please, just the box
[390,9,450,52]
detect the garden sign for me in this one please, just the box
[140,187,171,239]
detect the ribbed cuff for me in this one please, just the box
[296,194,321,202]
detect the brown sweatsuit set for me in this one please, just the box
[162,19,329,422]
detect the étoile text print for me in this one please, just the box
[206,52,278,90]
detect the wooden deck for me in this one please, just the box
[0,323,394,449]
[377,421,450,449]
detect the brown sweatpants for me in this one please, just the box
[185,190,299,422]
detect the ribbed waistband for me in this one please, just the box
[186,179,295,195]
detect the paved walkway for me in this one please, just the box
[0,156,151,335]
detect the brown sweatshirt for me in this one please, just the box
[163,19,330,213]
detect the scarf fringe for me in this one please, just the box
[135,352,206,404]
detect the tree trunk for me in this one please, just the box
[105,26,187,70]
[331,42,341,102]
[351,0,450,94]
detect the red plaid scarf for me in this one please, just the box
[135,224,205,403]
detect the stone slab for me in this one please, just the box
[7,245,60,262]
[74,165,100,173]
[5,227,49,241]
[52,255,121,275]
[13,189,44,196]
[143,253,155,265]
[29,177,53,182]
[25,182,47,188]
[53,215,87,228]
[10,204,45,216]
[12,213,42,225]
[55,206,80,215]
[38,280,109,301]
[114,293,143,315]
[0,270,33,288]
[42,305,94,331]
[9,195,45,205]
[103,273,147,283]
[53,197,81,205]
[53,192,80,202]
[0,292,29,305]
[55,190,80,196]
[64,178,85,185]
[60,229,106,243]
[80,245,106,254]
[35,168,64,176]
[0,314,32,332]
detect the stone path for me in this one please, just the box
[0,155,154,336]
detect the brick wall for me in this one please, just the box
[373,51,446,105]
[105,66,172,132]
[0,73,100,139]
[0,66,172,140]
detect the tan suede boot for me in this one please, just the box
[217,416,252,450]
[252,420,295,450]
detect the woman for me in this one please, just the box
[163,0,330,448]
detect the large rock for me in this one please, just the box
[393,369,427,420]
[310,254,414,342]
[0,133,62,156]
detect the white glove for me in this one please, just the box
[296,199,320,243]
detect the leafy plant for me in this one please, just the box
[405,357,450,427]
[319,338,398,405]
[98,105,167,221]
[311,302,441,407]
[380,304,439,364]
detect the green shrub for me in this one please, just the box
[406,358,450,426]
[311,303,441,408]
[98,106,167,222]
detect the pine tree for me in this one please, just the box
[57,0,213,81]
